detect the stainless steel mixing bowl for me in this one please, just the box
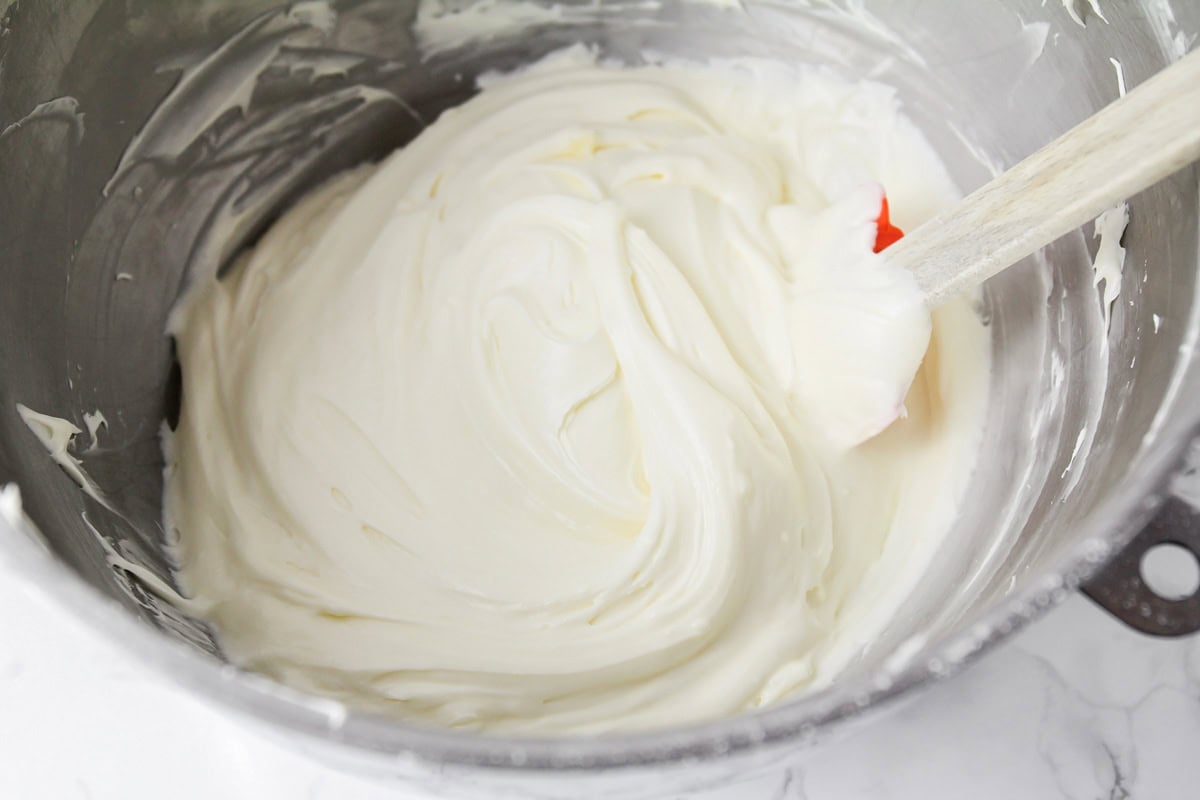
[1,1,1198,797]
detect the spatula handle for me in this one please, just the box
[887,48,1200,307]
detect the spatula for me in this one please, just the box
[881,47,1200,308]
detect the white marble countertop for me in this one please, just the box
[3,555,1198,800]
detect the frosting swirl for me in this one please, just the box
[167,51,989,733]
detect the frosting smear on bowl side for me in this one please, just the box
[165,49,990,733]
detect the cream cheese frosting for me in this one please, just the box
[166,50,990,733]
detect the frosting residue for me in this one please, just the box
[1061,0,1106,28]
[15,404,107,506]
[1093,202,1129,331]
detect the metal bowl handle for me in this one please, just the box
[1081,495,1200,636]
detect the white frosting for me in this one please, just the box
[83,410,108,452]
[166,51,989,733]
[0,96,84,141]
[1062,0,1107,28]
[15,404,106,505]
[1093,202,1129,331]
[0,484,22,529]
[1110,57,1128,97]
